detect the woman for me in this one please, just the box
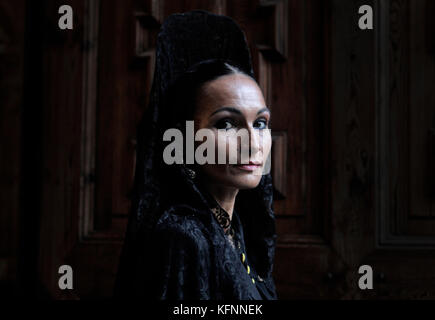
[114,10,277,300]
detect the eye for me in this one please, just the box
[254,118,269,130]
[214,118,236,130]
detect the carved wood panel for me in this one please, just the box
[377,0,435,246]
[327,0,435,299]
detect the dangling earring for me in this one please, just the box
[185,166,196,179]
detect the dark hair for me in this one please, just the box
[162,59,255,131]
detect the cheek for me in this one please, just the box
[215,132,239,163]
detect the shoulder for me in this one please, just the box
[154,205,210,252]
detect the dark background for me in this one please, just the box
[1,0,435,299]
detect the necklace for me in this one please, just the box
[210,206,234,238]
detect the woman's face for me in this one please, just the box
[193,73,272,190]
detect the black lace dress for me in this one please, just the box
[139,198,277,300]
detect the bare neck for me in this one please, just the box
[203,183,239,220]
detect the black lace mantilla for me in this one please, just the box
[114,10,278,300]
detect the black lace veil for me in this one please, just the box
[115,10,277,297]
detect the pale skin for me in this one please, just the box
[193,73,272,220]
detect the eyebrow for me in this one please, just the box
[210,106,271,117]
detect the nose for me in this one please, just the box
[236,126,263,164]
[248,126,261,157]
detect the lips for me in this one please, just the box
[233,161,263,171]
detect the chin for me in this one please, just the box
[228,174,263,190]
[200,165,265,190]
